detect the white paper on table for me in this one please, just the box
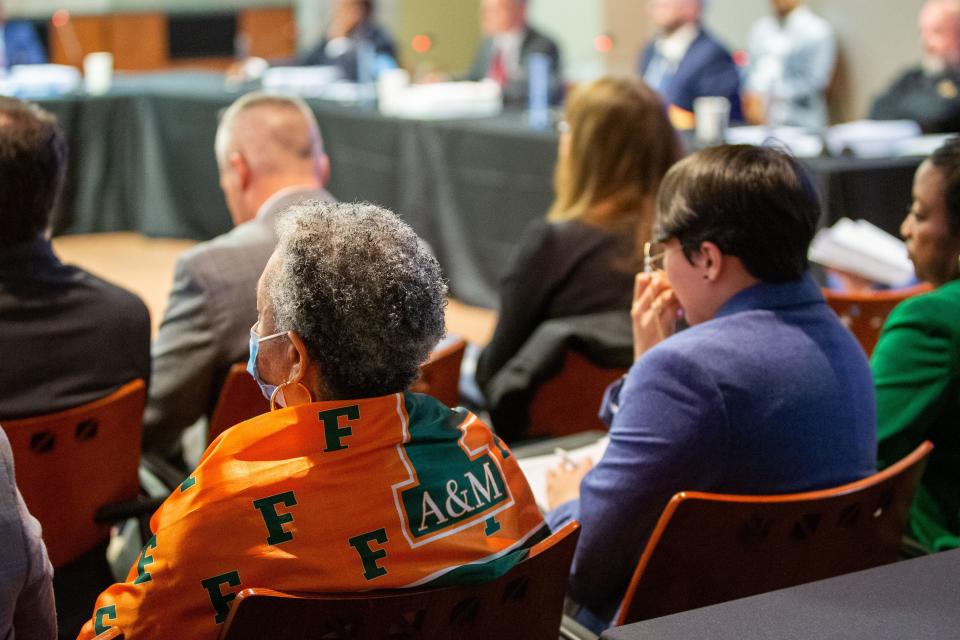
[518,436,610,512]
[809,218,915,286]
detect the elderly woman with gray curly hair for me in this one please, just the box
[79,202,546,640]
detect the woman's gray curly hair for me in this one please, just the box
[269,201,447,398]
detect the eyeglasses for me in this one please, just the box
[643,241,669,273]
[556,119,570,135]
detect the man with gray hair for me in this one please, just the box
[638,0,742,123]
[872,0,960,133]
[143,92,333,467]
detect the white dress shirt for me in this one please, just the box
[745,5,836,128]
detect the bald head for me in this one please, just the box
[215,93,328,225]
[920,0,960,67]
[649,0,703,33]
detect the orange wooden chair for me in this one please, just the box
[613,441,933,626]
[218,522,580,640]
[208,340,469,445]
[207,364,270,445]
[525,350,625,440]
[823,283,932,356]
[3,380,147,568]
[409,337,467,408]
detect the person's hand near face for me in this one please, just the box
[631,272,680,360]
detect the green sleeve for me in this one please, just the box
[871,294,957,468]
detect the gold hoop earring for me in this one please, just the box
[270,380,314,411]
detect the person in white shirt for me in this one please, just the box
[743,0,836,128]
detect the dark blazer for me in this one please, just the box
[476,219,635,396]
[547,274,877,630]
[1,20,46,67]
[466,25,563,105]
[638,27,743,121]
[295,21,397,82]
[0,239,150,420]
[871,67,960,133]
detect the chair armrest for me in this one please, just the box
[94,496,166,524]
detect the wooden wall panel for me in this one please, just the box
[240,7,296,60]
[109,13,168,71]
[49,15,108,67]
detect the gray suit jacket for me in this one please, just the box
[0,426,56,639]
[143,188,332,459]
[466,25,563,106]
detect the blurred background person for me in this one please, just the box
[0,426,56,639]
[638,0,742,126]
[79,202,545,640]
[872,0,960,133]
[475,77,680,404]
[0,97,149,421]
[742,0,836,128]
[0,1,46,69]
[465,0,563,105]
[871,137,960,553]
[546,145,877,632]
[295,0,397,81]
[144,92,332,470]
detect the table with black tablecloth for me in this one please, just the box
[40,72,920,307]
[602,548,960,640]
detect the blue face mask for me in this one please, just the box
[247,328,288,403]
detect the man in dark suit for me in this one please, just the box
[465,0,563,106]
[143,93,334,467]
[295,0,397,82]
[871,0,960,133]
[0,97,150,420]
[0,2,46,67]
[638,0,742,123]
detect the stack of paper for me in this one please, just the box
[824,120,922,158]
[809,218,914,286]
[261,65,343,97]
[518,436,610,512]
[725,125,825,157]
[378,80,502,120]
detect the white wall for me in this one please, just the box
[528,0,603,82]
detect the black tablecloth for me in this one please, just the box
[40,72,920,307]
[602,548,960,640]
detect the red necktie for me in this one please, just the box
[489,48,507,87]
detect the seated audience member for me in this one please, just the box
[0,97,150,420]
[79,202,546,639]
[638,0,743,125]
[476,77,680,404]
[465,0,563,105]
[143,92,332,468]
[295,0,397,81]
[546,145,877,631]
[0,2,46,68]
[0,427,56,638]
[872,138,960,552]
[743,0,835,128]
[872,0,960,133]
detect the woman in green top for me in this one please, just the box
[872,137,960,552]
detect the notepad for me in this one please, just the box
[518,436,610,512]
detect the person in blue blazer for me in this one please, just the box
[0,4,46,68]
[545,145,876,632]
[638,0,742,121]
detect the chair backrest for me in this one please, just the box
[207,364,270,444]
[209,341,469,445]
[823,283,931,356]
[3,380,146,568]
[615,441,933,626]
[409,337,467,408]
[219,521,580,640]
[526,350,626,440]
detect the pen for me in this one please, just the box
[554,447,578,470]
